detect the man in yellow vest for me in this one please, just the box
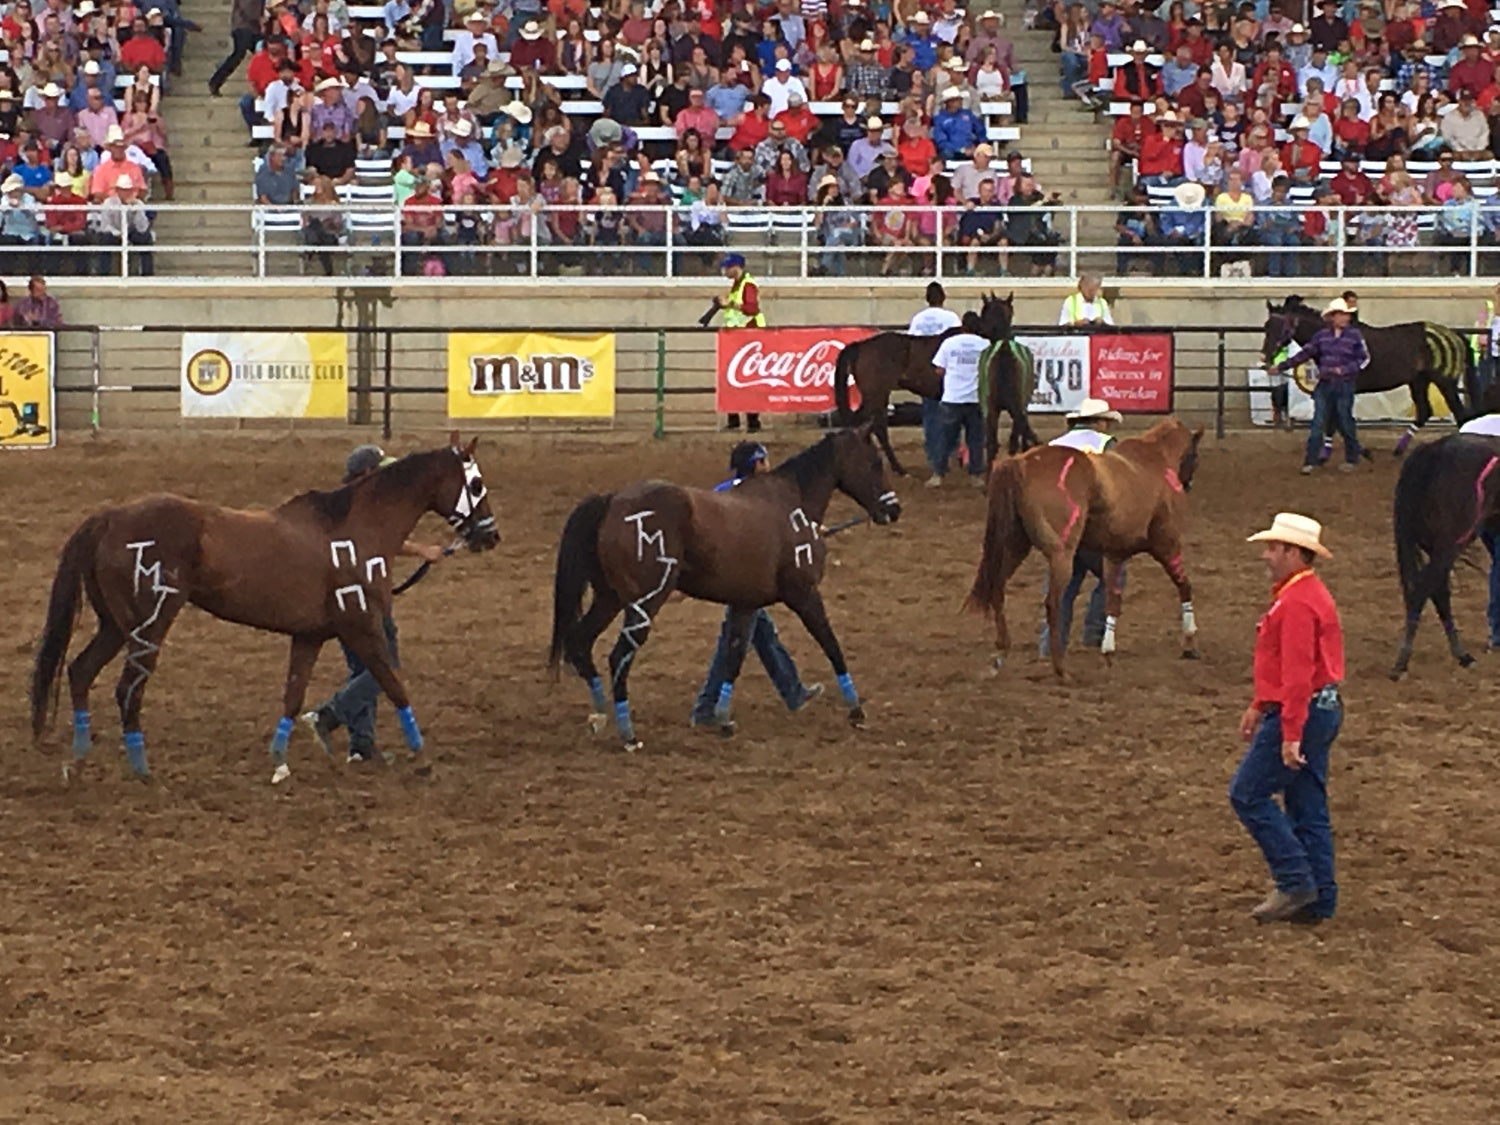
[717,252,765,433]
[1058,274,1114,327]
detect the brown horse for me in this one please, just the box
[831,292,1036,474]
[548,425,900,750]
[966,418,1204,677]
[29,434,500,782]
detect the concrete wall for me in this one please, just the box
[40,279,1489,436]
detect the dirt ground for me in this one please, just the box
[2,425,1499,1124]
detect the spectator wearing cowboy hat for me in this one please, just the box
[1158,179,1207,274]
[689,439,823,729]
[1269,297,1367,473]
[932,85,985,160]
[1232,511,1344,925]
[452,10,501,78]
[1037,397,1124,656]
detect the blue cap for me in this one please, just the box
[719,253,746,269]
[728,440,767,477]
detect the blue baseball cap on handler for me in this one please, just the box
[719,252,746,269]
[729,440,767,478]
[345,443,396,482]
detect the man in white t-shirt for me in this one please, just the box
[926,310,990,487]
[909,281,963,478]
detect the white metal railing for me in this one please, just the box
[14,202,1500,280]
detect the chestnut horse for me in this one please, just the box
[548,425,900,751]
[966,418,1204,677]
[29,435,500,783]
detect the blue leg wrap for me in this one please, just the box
[714,681,734,721]
[837,672,859,707]
[588,675,608,713]
[270,715,294,763]
[72,710,91,758]
[397,705,423,752]
[123,730,148,777]
[614,699,635,742]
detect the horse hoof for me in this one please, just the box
[848,706,867,728]
[622,739,643,753]
[1388,668,1407,682]
[587,712,607,735]
[1458,653,1476,669]
[1181,649,1201,661]
[271,763,291,785]
[992,653,1005,671]
[716,720,737,738]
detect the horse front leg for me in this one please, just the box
[338,614,421,757]
[1099,555,1127,663]
[267,634,325,784]
[1396,375,1435,457]
[783,585,865,728]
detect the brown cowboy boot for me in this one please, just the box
[1251,888,1318,924]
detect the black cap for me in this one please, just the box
[344,443,394,481]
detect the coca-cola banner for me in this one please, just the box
[715,327,872,414]
[1021,333,1174,414]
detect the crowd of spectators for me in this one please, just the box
[0,0,178,275]
[1043,0,1500,274]
[220,0,1061,275]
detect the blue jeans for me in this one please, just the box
[1306,379,1359,467]
[1259,228,1299,277]
[1483,529,1500,646]
[1229,690,1341,918]
[1039,551,1122,655]
[1060,50,1089,95]
[328,615,399,752]
[930,401,984,477]
[691,608,808,719]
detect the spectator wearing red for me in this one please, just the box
[510,19,557,72]
[1180,20,1213,67]
[1175,67,1215,118]
[1137,111,1185,181]
[1114,39,1162,103]
[675,87,721,139]
[764,149,808,205]
[728,93,772,151]
[1449,35,1491,96]
[1332,99,1370,155]
[775,91,818,144]
[897,117,937,177]
[1431,0,1480,53]
[43,170,87,257]
[1329,154,1374,204]
[1280,116,1323,185]
[1252,46,1299,103]
[399,174,445,272]
[119,14,166,72]
[1110,99,1156,190]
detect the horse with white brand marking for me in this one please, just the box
[966,418,1204,678]
[548,425,900,750]
[29,434,500,783]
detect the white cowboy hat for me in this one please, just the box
[941,84,963,99]
[979,7,1001,18]
[1290,115,1311,130]
[945,56,967,69]
[0,174,21,192]
[519,18,542,38]
[41,82,61,98]
[1173,180,1205,208]
[1066,397,1124,423]
[1323,296,1354,315]
[1460,33,1482,46]
[451,117,473,136]
[1129,39,1148,51]
[1247,512,1332,559]
[315,76,342,92]
[619,62,639,77]
[912,11,931,22]
[504,101,533,123]
[865,115,884,129]
[858,37,876,49]
[105,123,125,143]
[115,172,138,190]
[408,120,433,137]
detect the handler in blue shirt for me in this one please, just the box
[1271,296,1369,474]
[690,441,823,727]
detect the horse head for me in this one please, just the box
[977,290,1016,341]
[835,422,901,524]
[442,430,502,551]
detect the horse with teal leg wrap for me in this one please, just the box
[30,433,499,784]
[549,426,899,752]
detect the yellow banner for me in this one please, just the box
[182,332,348,418]
[447,332,615,418]
[0,331,55,449]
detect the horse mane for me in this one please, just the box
[280,448,446,526]
[771,431,837,492]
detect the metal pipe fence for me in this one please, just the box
[21,202,1500,280]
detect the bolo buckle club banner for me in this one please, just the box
[0,331,56,449]
[1020,333,1174,414]
[716,328,870,414]
[181,333,349,418]
[448,332,615,418]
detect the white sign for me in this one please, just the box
[1247,368,1455,426]
[1018,335,1090,414]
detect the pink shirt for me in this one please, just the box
[79,104,121,149]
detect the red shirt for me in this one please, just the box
[1111,113,1156,150]
[45,188,88,233]
[120,32,166,72]
[1137,132,1183,176]
[1253,568,1344,741]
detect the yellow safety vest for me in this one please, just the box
[723,272,766,329]
[1061,292,1110,325]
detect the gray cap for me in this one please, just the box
[345,444,394,481]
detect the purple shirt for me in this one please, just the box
[1279,326,1369,382]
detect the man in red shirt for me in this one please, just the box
[1135,111,1183,183]
[1231,512,1345,925]
[119,14,166,72]
[1109,100,1155,190]
[1251,44,1298,103]
[1448,35,1491,97]
[1329,155,1373,205]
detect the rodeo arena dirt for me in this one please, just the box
[5,384,1500,1121]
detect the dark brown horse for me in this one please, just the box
[831,292,1037,474]
[966,418,1204,677]
[29,434,500,782]
[1389,431,1500,678]
[548,425,900,750]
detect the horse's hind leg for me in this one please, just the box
[568,592,623,734]
[1432,562,1475,668]
[66,618,124,762]
[113,598,185,779]
[1044,551,1075,678]
[607,583,676,752]
[266,634,325,784]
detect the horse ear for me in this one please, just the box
[1265,300,1274,312]
[854,419,876,443]
[1006,291,1014,304]
[463,435,480,456]
[1192,426,1205,444]
[447,428,460,450]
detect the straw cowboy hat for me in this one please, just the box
[503,101,532,123]
[1323,296,1353,316]
[1247,512,1332,558]
[1173,180,1206,208]
[1066,397,1124,423]
[519,18,542,38]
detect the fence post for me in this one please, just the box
[1067,207,1078,279]
[799,216,809,279]
[1215,328,1227,440]
[1470,205,1480,279]
[1201,218,1212,280]
[119,220,129,279]
[255,207,266,278]
[654,328,666,439]
[382,327,394,440]
[665,206,675,279]
[1335,205,1345,278]
[89,325,102,434]
[529,215,539,278]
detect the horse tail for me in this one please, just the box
[1392,440,1442,617]
[548,492,611,676]
[966,458,1025,616]
[30,514,103,739]
[833,341,860,424]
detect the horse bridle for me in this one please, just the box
[447,452,497,548]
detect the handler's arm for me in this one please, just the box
[400,540,445,562]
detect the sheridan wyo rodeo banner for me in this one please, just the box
[180,333,349,418]
[0,331,56,449]
[446,332,616,418]
[1019,333,1175,414]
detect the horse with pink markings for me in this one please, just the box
[966,418,1205,677]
